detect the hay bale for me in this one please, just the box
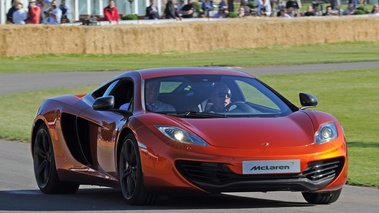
[1,16,379,57]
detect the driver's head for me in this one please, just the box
[145,79,160,105]
[210,83,231,111]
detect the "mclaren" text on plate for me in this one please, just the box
[242,160,300,174]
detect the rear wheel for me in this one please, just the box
[119,134,155,205]
[302,188,342,204]
[33,123,79,194]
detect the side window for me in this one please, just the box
[91,81,117,99]
[110,80,134,110]
[103,80,119,97]
[95,79,133,110]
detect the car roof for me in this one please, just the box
[117,67,254,80]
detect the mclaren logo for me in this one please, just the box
[243,160,300,174]
[250,162,295,171]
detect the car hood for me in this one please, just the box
[177,112,315,149]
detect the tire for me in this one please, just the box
[118,134,155,205]
[302,188,342,204]
[33,123,79,194]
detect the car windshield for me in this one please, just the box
[144,75,295,118]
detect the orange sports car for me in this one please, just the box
[31,67,347,205]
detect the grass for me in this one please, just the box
[1,41,378,187]
[1,42,379,73]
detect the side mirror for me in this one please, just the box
[299,93,318,109]
[92,96,114,110]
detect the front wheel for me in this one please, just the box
[302,188,342,204]
[33,123,79,194]
[118,134,155,205]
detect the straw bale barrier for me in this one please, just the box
[1,16,379,57]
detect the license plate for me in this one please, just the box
[242,160,300,174]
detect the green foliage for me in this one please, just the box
[247,1,255,9]
[121,14,138,20]
[227,11,238,18]
[354,5,369,15]
[192,1,201,13]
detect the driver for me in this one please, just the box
[205,83,232,113]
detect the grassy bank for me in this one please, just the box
[1,42,379,73]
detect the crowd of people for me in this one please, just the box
[6,0,69,24]
[5,0,379,25]
[151,0,379,20]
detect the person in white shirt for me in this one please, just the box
[256,0,272,16]
[12,2,27,24]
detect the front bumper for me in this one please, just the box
[175,157,345,193]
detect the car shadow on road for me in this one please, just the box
[0,187,313,211]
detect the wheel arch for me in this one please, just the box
[116,127,135,177]
[31,119,48,156]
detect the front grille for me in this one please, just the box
[303,158,344,182]
[175,157,345,193]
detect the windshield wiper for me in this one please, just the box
[168,111,227,118]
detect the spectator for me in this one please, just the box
[342,4,355,15]
[180,0,195,18]
[6,0,20,23]
[219,0,227,9]
[164,0,181,20]
[256,0,272,16]
[303,5,315,16]
[240,0,250,16]
[145,0,160,20]
[323,5,336,16]
[13,2,27,24]
[104,0,119,23]
[238,6,245,17]
[214,6,229,18]
[278,8,291,18]
[371,4,379,15]
[201,0,213,17]
[59,0,70,23]
[313,4,323,16]
[27,0,41,24]
[44,0,62,24]
[286,0,299,16]
[287,7,297,17]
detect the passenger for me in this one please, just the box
[145,80,175,112]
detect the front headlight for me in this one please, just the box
[156,125,209,147]
[315,122,338,144]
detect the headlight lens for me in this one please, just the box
[156,126,209,146]
[315,122,338,144]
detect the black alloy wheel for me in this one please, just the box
[119,134,154,205]
[33,123,79,194]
